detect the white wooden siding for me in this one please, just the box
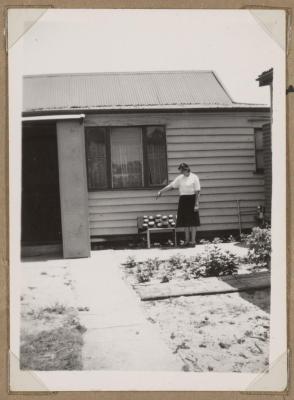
[86,112,267,237]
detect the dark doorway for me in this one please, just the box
[21,123,62,245]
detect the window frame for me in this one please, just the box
[85,125,168,191]
[254,127,265,174]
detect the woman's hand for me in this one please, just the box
[156,191,162,200]
[194,203,199,211]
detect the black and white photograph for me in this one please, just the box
[8,8,287,391]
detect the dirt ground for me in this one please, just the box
[142,289,270,373]
[20,262,86,370]
[20,246,270,372]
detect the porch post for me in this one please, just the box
[56,120,90,258]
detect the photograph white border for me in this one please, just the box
[8,8,287,391]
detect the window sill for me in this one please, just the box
[88,186,166,192]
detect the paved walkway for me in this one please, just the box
[68,251,183,370]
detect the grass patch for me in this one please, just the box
[20,305,86,370]
[20,326,84,370]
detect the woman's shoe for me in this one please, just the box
[188,242,196,247]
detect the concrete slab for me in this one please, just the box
[82,323,181,371]
[67,251,183,370]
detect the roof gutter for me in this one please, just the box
[22,114,85,122]
[22,107,270,118]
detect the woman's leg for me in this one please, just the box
[184,227,190,244]
[191,226,197,244]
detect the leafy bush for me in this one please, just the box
[199,238,210,245]
[136,257,162,283]
[167,254,185,268]
[145,257,161,271]
[158,261,176,283]
[124,256,137,269]
[136,268,152,283]
[162,246,238,281]
[195,244,238,277]
[227,235,236,243]
[243,226,271,269]
[212,237,223,244]
[181,256,206,280]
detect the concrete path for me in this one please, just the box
[68,251,183,371]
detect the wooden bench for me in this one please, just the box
[137,217,177,249]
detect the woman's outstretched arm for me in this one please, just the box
[156,184,174,199]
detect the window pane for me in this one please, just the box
[86,127,108,189]
[145,127,167,186]
[256,150,264,171]
[255,129,263,150]
[111,127,143,188]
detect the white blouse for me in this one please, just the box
[170,172,201,196]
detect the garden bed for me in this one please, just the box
[142,289,270,372]
[121,229,271,373]
[122,245,266,287]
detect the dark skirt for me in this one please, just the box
[176,194,200,227]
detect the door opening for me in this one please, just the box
[21,123,62,246]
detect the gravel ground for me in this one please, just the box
[142,289,270,373]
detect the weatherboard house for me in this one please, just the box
[22,71,270,259]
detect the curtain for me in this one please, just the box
[145,127,167,186]
[110,127,143,188]
[86,128,108,189]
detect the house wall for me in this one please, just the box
[262,122,272,221]
[84,111,269,237]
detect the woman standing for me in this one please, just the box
[156,163,200,246]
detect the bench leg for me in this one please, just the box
[174,229,177,246]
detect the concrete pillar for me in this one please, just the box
[56,120,90,258]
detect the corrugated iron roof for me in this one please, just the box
[256,68,273,87]
[23,70,266,113]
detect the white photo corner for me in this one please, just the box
[8,8,287,392]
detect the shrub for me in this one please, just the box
[136,258,162,283]
[196,244,238,277]
[136,265,152,283]
[182,257,206,280]
[199,238,210,245]
[212,237,223,244]
[167,254,185,268]
[145,257,161,271]
[243,226,271,269]
[227,235,236,243]
[124,256,137,269]
[158,261,176,283]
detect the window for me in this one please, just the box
[254,128,264,173]
[85,126,168,190]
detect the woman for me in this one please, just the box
[156,163,200,247]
